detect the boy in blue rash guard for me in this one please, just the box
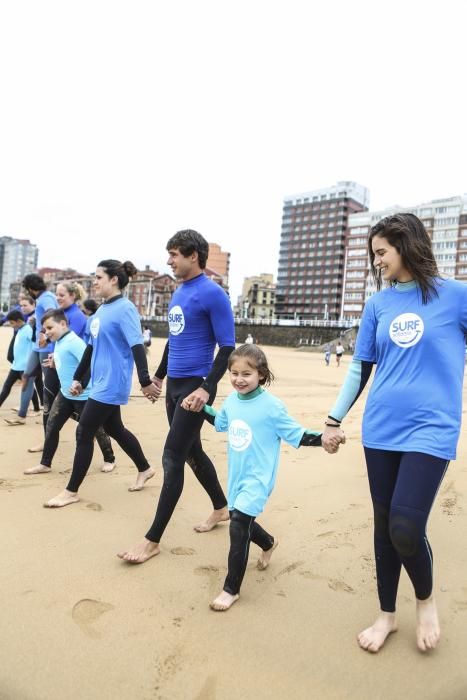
[321,213,467,654]
[44,260,159,509]
[23,309,115,476]
[118,230,235,565]
[186,344,340,612]
[0,311,33,410]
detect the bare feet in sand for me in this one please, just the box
[24,464,52,475]
[44,489,80,508]
[416,596,440,652]
[128,467,155,492]
[357,611,397,652]
[210,591,239,611]
[194,506,229,533]
[257,539,279,571]
[117,538,160,564]
[101,461,116,473]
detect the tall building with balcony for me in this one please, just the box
[207,242,230,291]
[0,237,39,308]
[341,194,467,319]
[235,273,276,319]
[275,181,369,320]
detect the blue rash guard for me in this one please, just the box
[64,303,87,340]
[12,324,33,371]
[333,278,467,460]
[87,296,143,405]
[34,290,58,352]
[54,331,91,401]
[212,389,306,517]
[167,273,235,377]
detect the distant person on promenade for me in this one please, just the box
[245,333,254,344]
[324,344,331,366]
[335,341,344,367]
[321,213,467,653]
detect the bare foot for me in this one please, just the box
[24,464,52,475]
[357,612,397,652]
[257,539,279,571]
[194,506,230,533]
[416,596,440,652]
[44,489,80,508]
[210,591,239,611]
[117,538,160,564]
[4,417,26,426]
[28,443,44,453]
[101,461,116,473]
[128,467,155,491]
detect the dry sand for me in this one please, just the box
[1,329,467,700]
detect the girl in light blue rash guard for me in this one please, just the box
[44,260,159,509]
[321,213,467,654]
[193,344,337,612]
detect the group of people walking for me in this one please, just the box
[2,215,466,655]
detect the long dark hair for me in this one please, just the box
[228,344,274,386]
[368,213,439,304]
[98,260,137,289]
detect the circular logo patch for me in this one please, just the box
[389,313,424,348]
[228,419,253,452]
[90,317,100,339]
[168,305,185,335]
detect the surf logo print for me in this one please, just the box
[168,305,185,335]
[229,419,253,452]
[90,318,100,338]
[389,313,424,348]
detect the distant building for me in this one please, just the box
[275,181,369,320]
[342,194,467,319]
[207,242,230,291]
[0,237,38,308]
[127,266,176,316]
[235,273,276,319]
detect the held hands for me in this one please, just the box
[181,387,209,412]
[42,353,55,369]
[322,425,346,454]
[69,380,83,396]
[141,381,161,403]
[38,331,48,349]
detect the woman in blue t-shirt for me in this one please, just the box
[44,260,160,508]
[322,213,467,654]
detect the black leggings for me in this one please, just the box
[145,376,227,543]
[364,448,449,613]
[43,366,60,432]
[224,509,274,595]
[66,398,151,493]
[41,393,115,468]
[0,369,23,406]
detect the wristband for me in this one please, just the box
[324,421,341,427]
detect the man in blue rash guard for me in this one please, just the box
[118,230,235,565]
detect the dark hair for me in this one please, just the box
[83,298,99,315]
[6,310,24,323]
[22,273,46,293]
[97,260,138,289]
[166,230,209,269]
[19,294,35,306]
[228,344,274,386]
[368,213,439,304]
[41,308,67,325]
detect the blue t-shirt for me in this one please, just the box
[64,303,87,340]
[354,278,467,459]
[88,296,143,405]
[167,274,235,377]
[214,390,305,516]
[12,323,33,371]
[54,331,90,401]
[34,290,58,352]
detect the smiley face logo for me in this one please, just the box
[389,313,424,348]
[228,419,253,451]
[168,305,185,336]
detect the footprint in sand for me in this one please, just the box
[72,598,114,638]
[441,481,462,516]
[193,675,217,700]
[171,547,196,556]
[328,579,355,594]
[85,502,102,512]
[274,561,305,580]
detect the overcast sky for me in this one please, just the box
[1,0,466,303]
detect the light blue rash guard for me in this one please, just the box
[352,278,467,460]
[54,331,90,401]
[167,274,235,378]
[213,389,305,516]
[34,290,58,352]
[88,296,143,405]
[12,323,33,371]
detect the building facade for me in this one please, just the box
[235,273,276,319]
[341,195,467,319]
[207,243,230,291]
[127,266,176,317]
[275,181,369,320]
[0,237,38,309]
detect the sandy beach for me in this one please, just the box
[1,328,467,700]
